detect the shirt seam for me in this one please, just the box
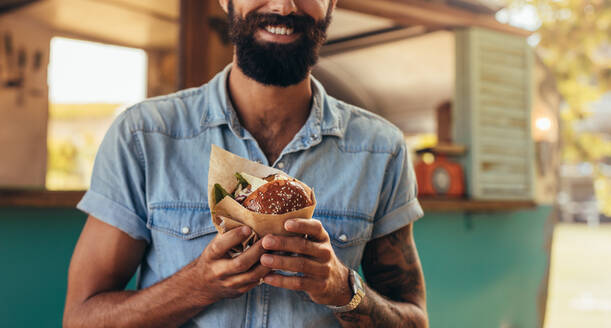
[147,202,372,221]
[376,197,422,223]
[131,132,146,169]
[314,209,371,221]
[84,189,147,223]
[128,127,209,140]
[149,202,211,210]
[333,137,400,156]
[136,86,204,105]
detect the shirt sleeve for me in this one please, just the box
[76,110,151,243]
[372,142,424,239]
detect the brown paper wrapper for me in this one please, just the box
[207,145,317,255]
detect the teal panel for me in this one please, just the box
[414,206,552,328]
[0,206,551,327]
[0,208,86,327]
[0,208,137,327]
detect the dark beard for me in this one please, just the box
[228,1,332,87]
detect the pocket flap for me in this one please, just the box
[148,206,217,240]
[315,212,372,248]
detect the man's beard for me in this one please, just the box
[228,1,332,87]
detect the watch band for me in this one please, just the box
[327,269,365,313]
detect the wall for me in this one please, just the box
[0,206,551,327]
[0,14,51,188]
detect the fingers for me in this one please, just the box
[261,253,330,278]
[263,273,325,292]
[261,235,332,262]
[222,239,267,275]
[284,219,329,242]
[222,264,271,289]
[206,226,253,259]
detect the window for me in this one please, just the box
[46,37,147,190]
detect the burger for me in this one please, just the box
[214,172,313,215]
[207,145,317,256]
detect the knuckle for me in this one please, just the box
[299,259,307,273]
[320,279,329,291]
[208,242,221,257]
[279,237,289,250]
[245,272,259,284]
[234,258,248,271]
[322,228,330,240]
[320,247,332,261]
[299,238,308,253]
[209,265,222,280]
[321,264,331,276]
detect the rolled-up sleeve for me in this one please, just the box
[372,142,424,239]
[77,110,151,243]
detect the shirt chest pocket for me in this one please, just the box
[147,206,218,278]
[315,213,373,270]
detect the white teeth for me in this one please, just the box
[265,25,294,36]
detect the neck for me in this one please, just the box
[227,59,312,131]
[227,58,313,163]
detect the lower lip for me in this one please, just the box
[257,28,300,44]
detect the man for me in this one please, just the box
[63,0,428,327]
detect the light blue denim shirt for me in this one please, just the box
[77,64,423,328]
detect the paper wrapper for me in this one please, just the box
[207,145,317,256]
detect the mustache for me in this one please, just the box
[243,12,316,32]
[229,11,329,46]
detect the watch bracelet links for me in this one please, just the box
[328,269,365,313]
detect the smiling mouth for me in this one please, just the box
[263,25,295,36]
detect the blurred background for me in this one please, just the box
[0,0,609,327]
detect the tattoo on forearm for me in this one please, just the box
[335,224,427,328]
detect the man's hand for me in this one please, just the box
[64,217,271,328]
[260,219,353,306]
[192,226,272,304]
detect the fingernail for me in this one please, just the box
[261,254,273,265]
[285,220,297,230]
[241,226,251,235]
[263,236,276,248]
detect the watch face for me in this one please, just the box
[351,269,364,292]
[432,167,451,194]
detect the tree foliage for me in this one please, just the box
[504,0,610,214]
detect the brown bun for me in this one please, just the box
[242,179,312,214]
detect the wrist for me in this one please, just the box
[327,268,366,313]
[182,260,218,307]
[329,265,352,306]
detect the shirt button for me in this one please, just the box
[277,162,285,169]
[338,234,348,242]
[181,227,190,234]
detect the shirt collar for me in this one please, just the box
[200,64,344,142]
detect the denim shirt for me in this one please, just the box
[77,64,423,328]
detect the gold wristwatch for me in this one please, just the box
[327,269,365,313]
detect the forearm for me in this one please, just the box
[335,284,428,328]
[64,261,210,328]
